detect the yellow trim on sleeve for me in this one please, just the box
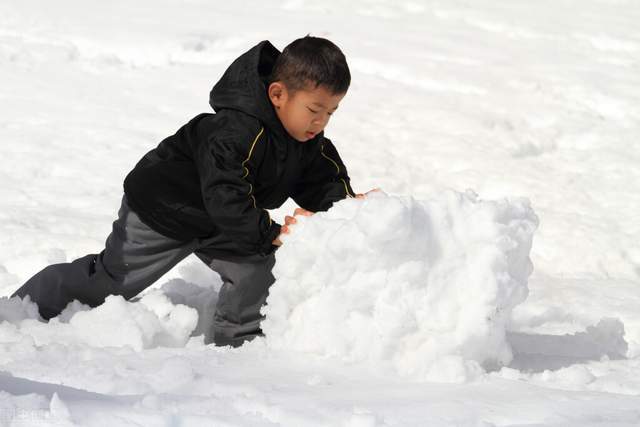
[341,179,354,198]
[241,127,273,226]
[321,142,355,198]
[242,127,264,179]
[320,143,340,174]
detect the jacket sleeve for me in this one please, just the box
[292,137,356,212]
[194,125,281,255]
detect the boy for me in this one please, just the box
[12,36,363,347]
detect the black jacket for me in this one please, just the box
[123,40,355,256]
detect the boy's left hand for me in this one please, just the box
[355,188,382,199]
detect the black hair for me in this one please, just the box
[269,35,351,95]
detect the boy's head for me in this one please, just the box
[267,36,350,142]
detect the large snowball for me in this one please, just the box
[262,190,539,382]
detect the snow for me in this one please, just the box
[263,191,538,382]
[1,0,640,425]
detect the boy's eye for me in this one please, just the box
[307,107,335,116]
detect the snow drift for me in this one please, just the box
[0,291,198,351]
[262,190,539,382]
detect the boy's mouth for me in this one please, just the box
[305,131,316,138]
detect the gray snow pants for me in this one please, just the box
[11,196,276,347]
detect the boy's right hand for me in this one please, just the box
[272,208,314,246]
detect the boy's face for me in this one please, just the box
[268,82,345,142]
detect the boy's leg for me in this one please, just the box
[195,251,276,347]
[12,197,196,320]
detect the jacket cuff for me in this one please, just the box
[259,222,282,255]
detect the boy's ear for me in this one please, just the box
[268,82,287,109]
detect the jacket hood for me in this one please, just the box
[209,40,288,138]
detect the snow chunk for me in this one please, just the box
[0,292,198,351]
[0,295,41,323]
[49,392,75,426]
[262,191,538,382]
[63,293,198,350]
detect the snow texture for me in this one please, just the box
[0,292,198,351]
[1,0,640,424]
[264,191,538,381]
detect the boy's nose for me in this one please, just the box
[312,116,329,126]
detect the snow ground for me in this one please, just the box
[1,0,640,425]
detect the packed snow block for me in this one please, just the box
[262,190,539,382]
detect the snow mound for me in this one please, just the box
[0,291,198,351]
[262,190,539,382]
[159,278,220,342]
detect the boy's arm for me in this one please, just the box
[292,137,356,212]
[194,127,281,255]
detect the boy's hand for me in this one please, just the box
[355,188,382,199]
[293,207,314,217]
[272,208,315,246]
